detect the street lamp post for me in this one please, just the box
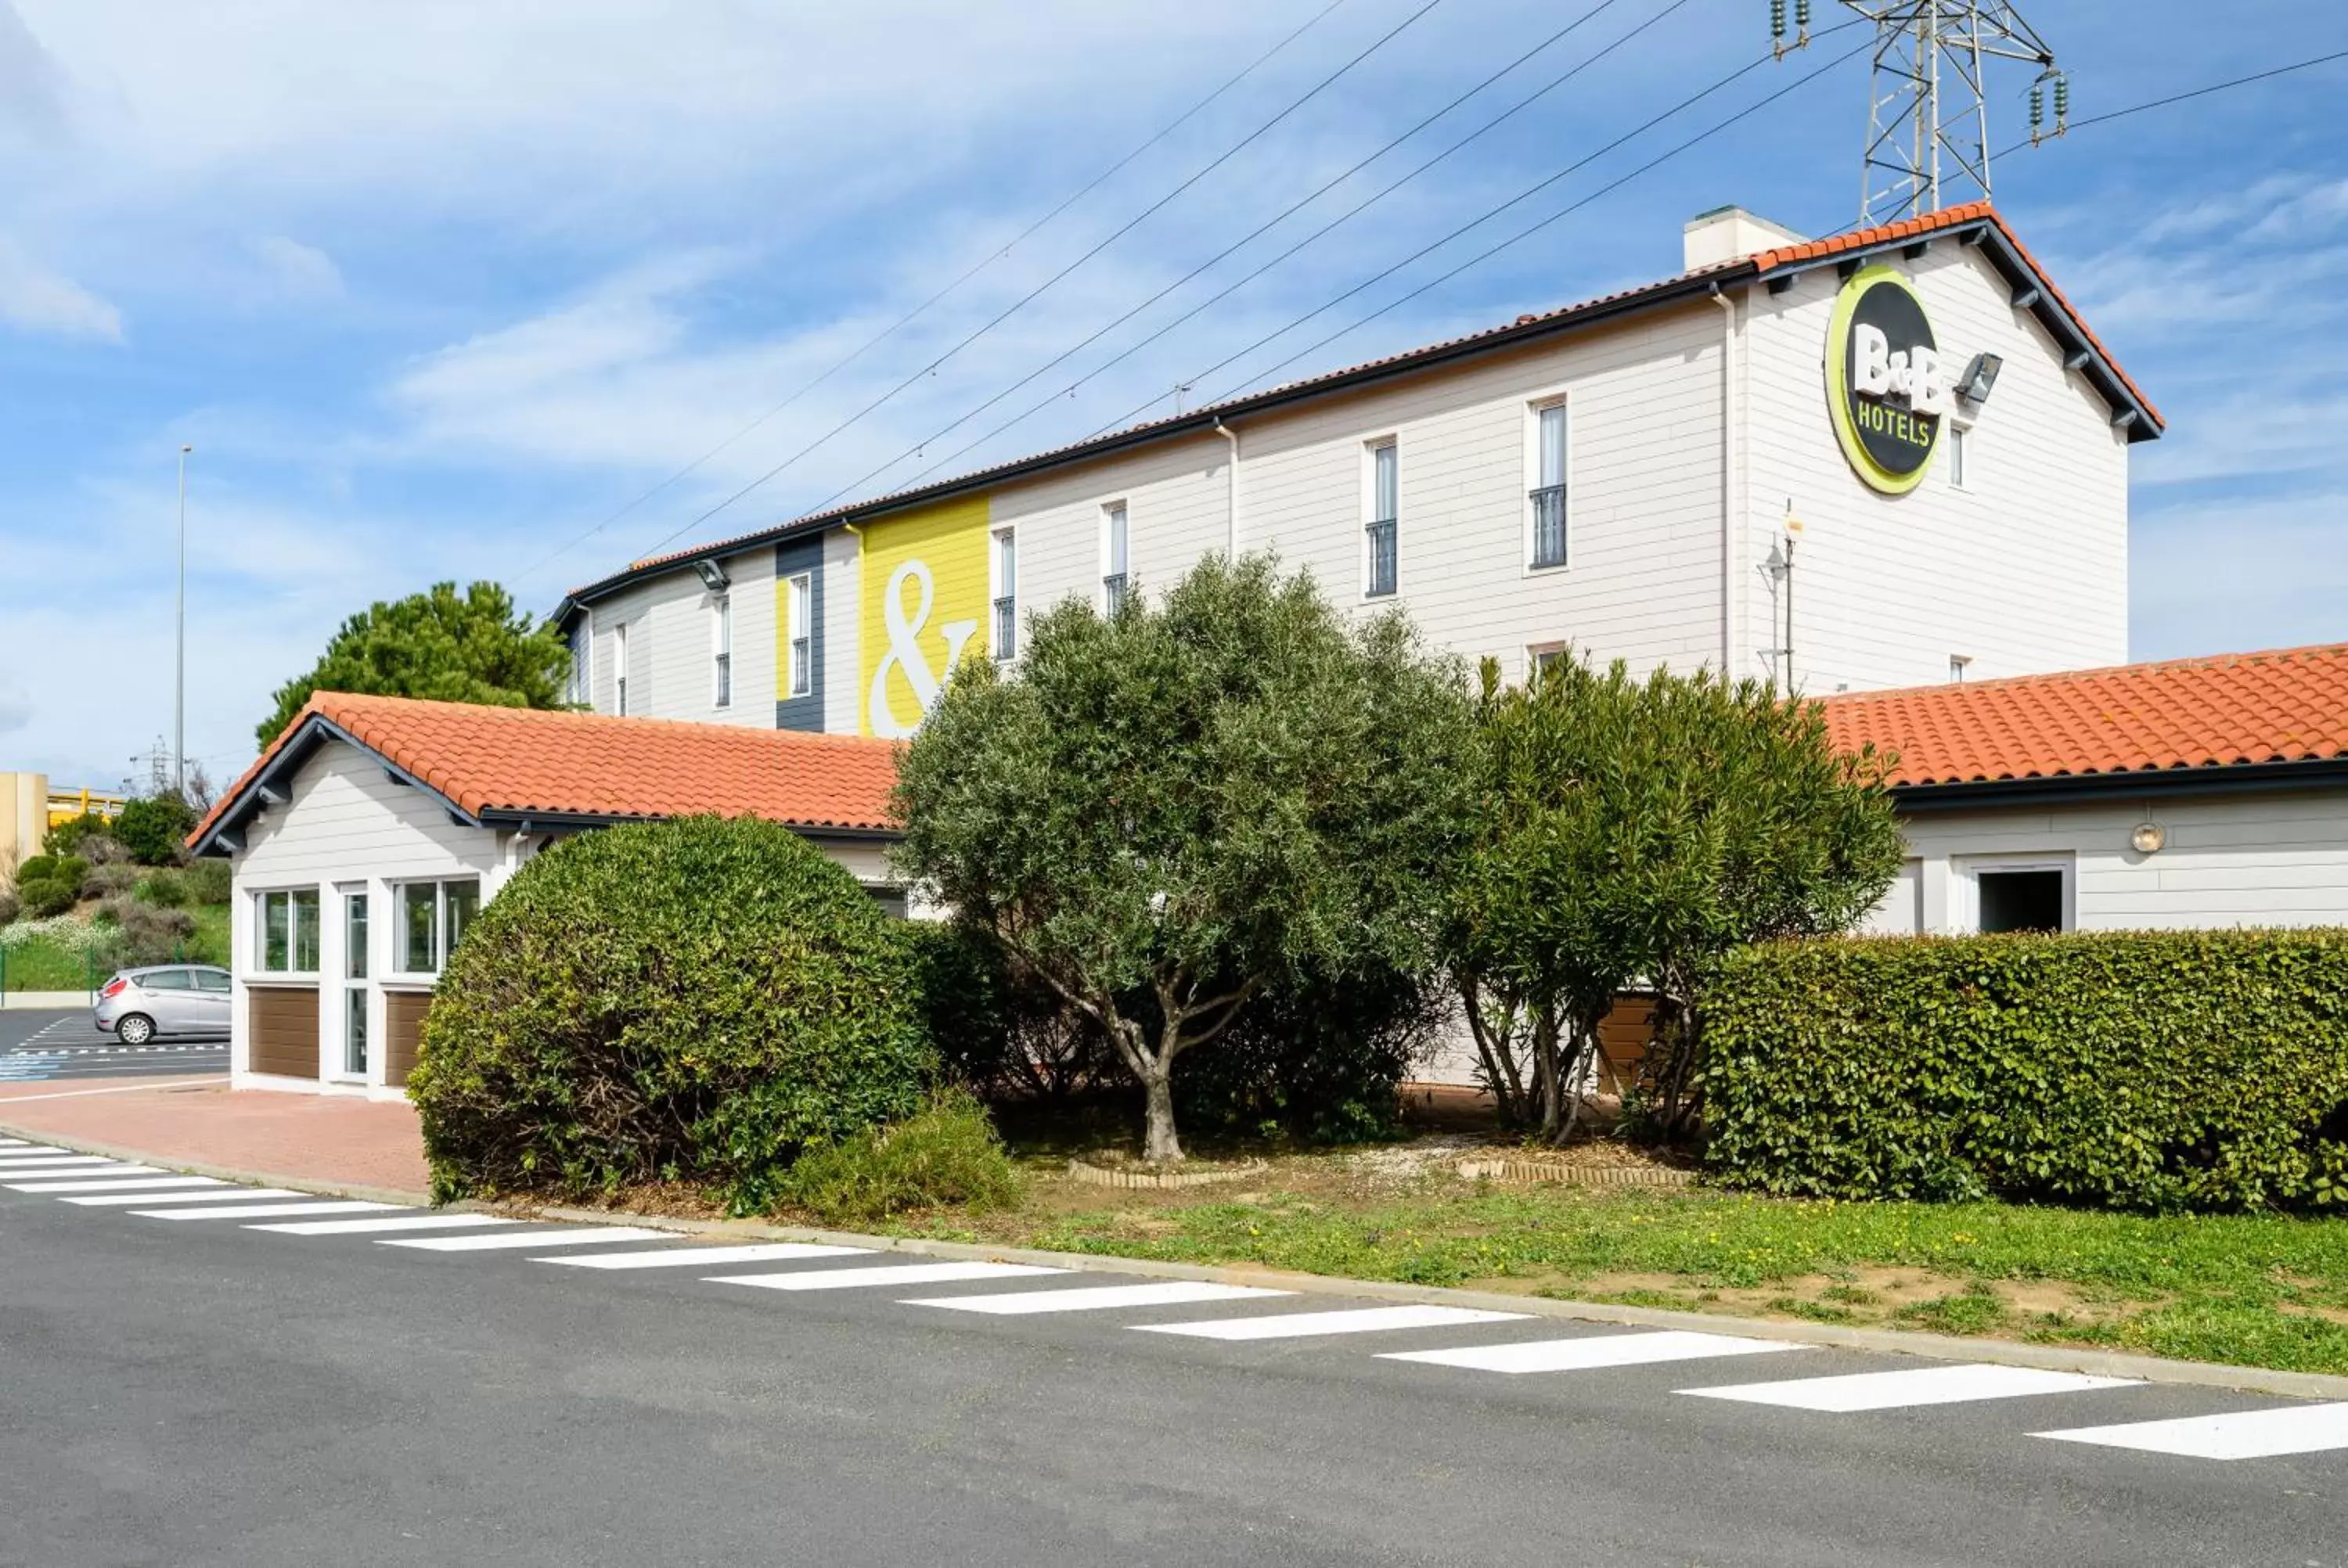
[176,443,192,799]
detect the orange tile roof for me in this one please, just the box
[1823,642,2348,789]
[191,693,899,851]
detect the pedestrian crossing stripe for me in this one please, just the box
[8,1174,221,1195]
[136,1200,405,1221]
[246,1214,523,1237]
[708,1261,1067,1293]
[380,1227,677,1252]
[1683,1364,2138,1412]
[540,1243,873,1270]
[1145,1305,1532,1342]
[67,1187,309,1206]
[2035,1401,2348,1460]
[904,1281,1289,1315]
[1382,1329,1804,1372]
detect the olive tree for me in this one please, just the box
[1445,653,1903,1145]
[892,554,1474,1163]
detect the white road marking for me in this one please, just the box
[1144,1305,1532,1342]
[2035,1401,2348,1461]
[67,1187,309,1207]
[0,1156,124,1170]
[2,1165,168,1185]
[0,1138,38,1146]
[1383,1329,1807,1373]
[245,1214,524,1237]
[135,1200,405,1221]
[708,1261,1068,1293]
[1683,1363,2139,1412]
[10,1175,224,1195]
[904,1282,1290,1315]
[539,1243,873,1270]
[379,1227,677,1252]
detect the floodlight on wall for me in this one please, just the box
[693,559,730,592]
[1956,352,2004,407]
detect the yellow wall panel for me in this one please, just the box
[857,494,993,736]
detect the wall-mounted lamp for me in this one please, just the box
[1956,351,2004,407]
[693,559,731,592]
[2130,820,2167,855]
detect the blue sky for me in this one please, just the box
[0,0,2341,791]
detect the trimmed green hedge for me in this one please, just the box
[1704,930,2348,1213]
[409,815,935,1211]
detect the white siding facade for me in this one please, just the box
[1866,789,2348,935]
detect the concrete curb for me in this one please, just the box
[1,991,92,1009]
[13,1113,2348,1404]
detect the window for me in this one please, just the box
[567,623,588,705]
[193,969,231,994]
[992,527,1018,661]
[786,572,812,699]
[1101,502,1129,614]
[612,621,631,717]
[396,878,480,975]
[256,888,321,974]
[1364,440,1397,598]
[1530,401,1568,568]
[343,888,370,1077]
[1528,642,1568,684]
[1949,653,1972,682]
[711,593,733,709]
[1978,869,2063,933]
[143,969,192,991]
[1949,424,1970,489]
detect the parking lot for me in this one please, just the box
[0,1008,227,1085]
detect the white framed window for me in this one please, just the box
[611,620,631,717]
[394,878,481,976]
[785,572,813,699]
[1949,423,1970,489]
[1954,853,2073,934]
[1363,439,1397,599]
[567,621,589,705]
[1100,502,1129,615]
[991,527,1018,661]
[254,887,322,975]
[711,594,733,709]
[1529,400,1569,570]
[1527,641,1569,685]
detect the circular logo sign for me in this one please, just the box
[1827,264,1943,494]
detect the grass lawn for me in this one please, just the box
[887,1150,2348,1378]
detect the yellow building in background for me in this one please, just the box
[0,771,127,877]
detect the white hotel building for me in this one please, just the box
[553,200,2156,733]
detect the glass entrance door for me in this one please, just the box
[342,887,372,1077]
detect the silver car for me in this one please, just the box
[94,964,232,1046]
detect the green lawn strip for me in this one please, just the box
[185,904,230,965]
[914,1186,2348,1376]
[0,932,103,991]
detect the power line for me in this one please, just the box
[898,0,1747,496]
[1991,46,2348,160]
[1223,32,1871,400]
[514,0,1353,588]
[819,0,1658,509]
[623,0,1453,570]
[1094,23,1864,440]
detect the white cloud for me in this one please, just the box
[0,1,67,145]
[0,236,121,339]
[247,234,343,302]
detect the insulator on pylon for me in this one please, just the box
[1770,0,1786,42]
[2053,74,2070,126]
[1795,0,1810,27]
[2029,82,2044,144]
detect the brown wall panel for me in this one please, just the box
[384,990,432,1088]
[247,986,320,1079]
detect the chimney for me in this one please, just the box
[1683,206,1808,273]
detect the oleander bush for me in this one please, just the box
[15,872,79,919]
[1704,930,2348,1213]
[409,815,936,1210]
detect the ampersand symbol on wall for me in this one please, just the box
[867,559,978,739]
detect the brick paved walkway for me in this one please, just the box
[0,1077,427,1193]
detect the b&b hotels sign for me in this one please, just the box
[1827,264,1950,495]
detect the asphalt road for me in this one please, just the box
[0,1005,226,1084]
[2,1167,2343,1567]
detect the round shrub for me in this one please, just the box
[113,796,196,866]
[81,862,139,900]
[780,1090,1022,1225]
[132,871,189,908]
[409,815,935,1210]
[16,874,77,919]
[41,814,116,858]
[179,858,232,905]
